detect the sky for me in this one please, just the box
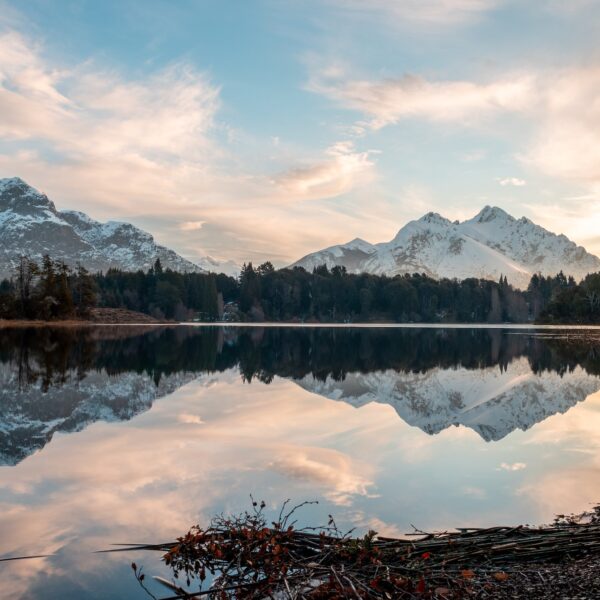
[0,0,599,266]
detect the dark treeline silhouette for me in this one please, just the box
[237,262,599,324]
[0,256,223,321]
[1,255,599,323]
[2,326,599,391]
[0,255,96,320]
[93,258,224,320]
[535,272,600,324]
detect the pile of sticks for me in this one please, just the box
[116,502,600,599]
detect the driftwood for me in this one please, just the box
[105,502,600,599]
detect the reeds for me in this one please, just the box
[109,502,600,599]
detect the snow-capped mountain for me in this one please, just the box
[0,177,204,277]
[291,207,600,288]
[196,255,241,277]
[296,359,600,442]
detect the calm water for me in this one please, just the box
[1,325,600,598]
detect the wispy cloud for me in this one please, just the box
[273,141,377,200]
[497,177,526,187]
[498,462,527,471]
[0,32,219,160]
[522,68,600,190]
[328,0,502,25]
[308,67,536,129]
[0,30,386,266]
[309,62,600,196]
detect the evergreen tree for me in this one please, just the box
[55,262,74,318]
[73,264,96,317]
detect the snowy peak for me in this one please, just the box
[417,211,453,228]
[0,178,57,213]
[291,205,600,288]
[0,177,207,277]
[471,205,514,224]
[343,237,377,252]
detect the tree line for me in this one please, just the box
[1,255,599,323]
[0,256,222,321]
[236,262,600,324]
[0,256,96,320]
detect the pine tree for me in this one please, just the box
[74,263,96,317]
[15,256,38,318]
[55,262,74,318]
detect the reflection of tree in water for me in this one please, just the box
[1,326,599,392]
[1,326,599,465]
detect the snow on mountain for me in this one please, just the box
[290,238,378,273]
[196,255,241,277]
[295,358,600,442]
[0,177,205,277]
[291,206,600,288]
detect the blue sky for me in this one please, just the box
[1,0,599,264]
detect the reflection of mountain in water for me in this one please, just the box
[0,365,196,465]
[296,360,600,441]
[1,326,599,464]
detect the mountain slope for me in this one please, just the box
[291,207,600,288]
[0,177,204,277]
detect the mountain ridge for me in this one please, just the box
[291,206,600,289]
[0,177,240,278]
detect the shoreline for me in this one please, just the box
[2,319,600,329]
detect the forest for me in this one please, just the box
[235,262,600,324]
[0,255,599,324]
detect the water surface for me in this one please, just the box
[1,325,600,599]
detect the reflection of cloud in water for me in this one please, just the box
[0,377,386,597]
[1,327,600,597]
[270,448,375,506]
[517,390,600,516]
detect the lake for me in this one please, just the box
[1,324,600,599]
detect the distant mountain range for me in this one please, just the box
[3,177,598,287]
[291,206,600,288]
[0,177,240,278]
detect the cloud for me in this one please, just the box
[497,177,526,187]
[329,0,502,25]
[0,30,389,267]
[179,221,206,231]
[274,141,377,200]
[522,68,600,189]
[461,486,486,499]
[498,462,527,471]
[309,63,600,196]
[308,68,536,129]
[0,32,219,159]
[270,449,374,505]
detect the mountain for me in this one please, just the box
[291,207,600,288]
[296,359,600,442]
[0,177,205,277]
[196,255,241,277]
